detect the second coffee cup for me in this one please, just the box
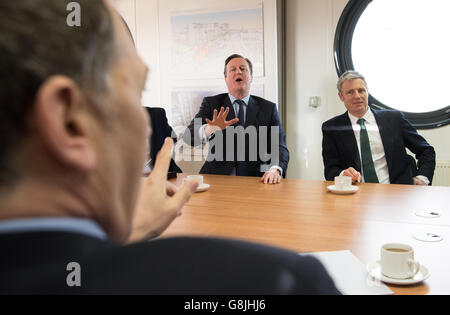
[334,176,352,190]
[380,243,420,279]
[184,175,204,186]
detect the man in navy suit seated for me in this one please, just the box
[322,71,435,185]
[0,0,339,295]
[184,54,290,185]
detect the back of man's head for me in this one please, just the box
[0,0,114,187]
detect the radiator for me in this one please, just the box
[434,161,450,187]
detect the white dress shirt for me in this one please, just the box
[347,110,390,184]
[346,110,429,185]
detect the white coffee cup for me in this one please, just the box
[381,243,420,279]
[334,176,352,190]
[183,175,203,186]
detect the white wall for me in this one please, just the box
[285,0,450,180]
[111,0,162,109]
[285,0,345,180]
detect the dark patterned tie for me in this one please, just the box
[357,118,379,183]
[236,100,246,127]
[235,100,248,176]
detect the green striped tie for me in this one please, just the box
[357,119,379,183]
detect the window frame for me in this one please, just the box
[334,0,450,129]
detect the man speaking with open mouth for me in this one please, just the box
[184,54,289,185]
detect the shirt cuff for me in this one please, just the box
[199,124,208,144]
[270,165,283,177]
[199,124,218,144]
[415,175,430,186]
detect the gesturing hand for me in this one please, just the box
[205,107,239,137]
[128,138,198,243]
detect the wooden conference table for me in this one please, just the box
[162,174,450,295]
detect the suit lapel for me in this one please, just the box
[222,96,236,121]
[245,96,258,128]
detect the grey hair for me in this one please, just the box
[337,71,368,93]
[0,0,116,186]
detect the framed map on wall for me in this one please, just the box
[170,6,264,79]
[158,0,281,144]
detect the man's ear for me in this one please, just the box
[338,92,345,102]
[33,75,97,172]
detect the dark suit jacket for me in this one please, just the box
[322,109,436,185]
[0,232,340,295]
[146,107,181,173]
[183,94,289,177]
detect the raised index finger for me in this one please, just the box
[150,137,174,182]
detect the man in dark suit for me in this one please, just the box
[0,0,339,295]
[145,107,181,173]
[322,71,435,185]
[184,54,289,184]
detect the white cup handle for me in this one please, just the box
[408,259,420,277]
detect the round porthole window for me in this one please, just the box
[334,0,450,129]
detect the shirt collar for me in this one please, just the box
[348,108,376,125]
[228,94,250,106]
[0,217,107,240]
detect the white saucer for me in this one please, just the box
[415,210,441,218]
[413,232,443,243]
[196,183,210,193]
[366,261,431,285]
[327,185,359,195]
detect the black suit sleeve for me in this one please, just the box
[322,122,344,181]
[269,104,289,177]
[147,107,182,173]
[400,113,436,183]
